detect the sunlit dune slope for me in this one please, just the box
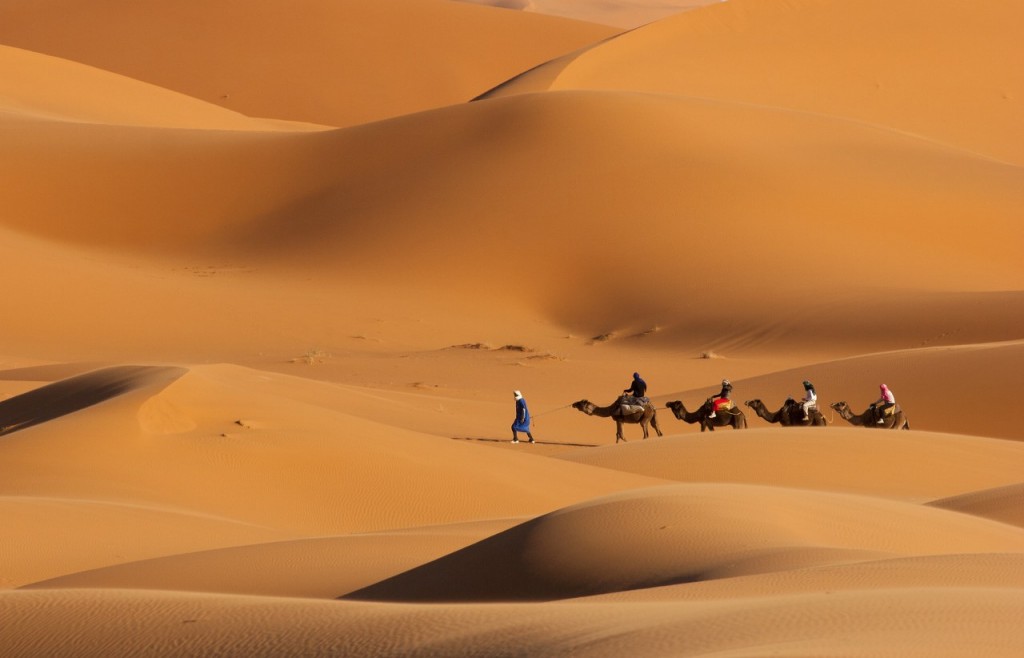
[591,553,1024,603]
[344,483,1024,602]
[0,0,618,127]
[658,340,1024,439]
[0,364,667,586]
[483,0,1024,164]
[0,45,320,131]
[4,586,1024,657]
[557,429,1024,500]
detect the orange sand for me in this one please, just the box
[0,0,1022,655]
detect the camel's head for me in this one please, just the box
[744,399,760,408]
[665,400,683,417]
[572,400,594,415]
[830,401,847,411]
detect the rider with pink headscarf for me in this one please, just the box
[874,384,896,423]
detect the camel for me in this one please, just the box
[830,401,910,430]
[572,396,662,443]
[745,398,828,427]
[665,398,747,432]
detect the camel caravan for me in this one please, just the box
[570,376,909,442]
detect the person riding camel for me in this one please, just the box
[800,380,817,421]
[873,384,896,424]
[623,372,648,403]
[708,379,733,419]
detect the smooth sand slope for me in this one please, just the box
[0,0,1022,655]
[0,0,619,127]
[483,0,1024,164]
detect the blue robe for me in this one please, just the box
[512,398,531,432]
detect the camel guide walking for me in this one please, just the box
[511,390,535,444]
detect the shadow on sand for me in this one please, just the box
[0,365,185,436]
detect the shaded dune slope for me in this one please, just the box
[928,483,1024,529]
[0,0,619,127]
[3,91,1019,306]
[343,484,1024,602]
[22,519,521,599]
[0,366,185,436]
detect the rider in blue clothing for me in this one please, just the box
[623,372,648,401]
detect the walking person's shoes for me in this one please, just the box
[511,438,519,443]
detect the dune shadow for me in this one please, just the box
[0,365,186,436]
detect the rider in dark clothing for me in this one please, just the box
[709,378,733,418]
[624,372,648,401]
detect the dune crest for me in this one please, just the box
[0,45,321,131]
[0,366,185,436]
[483,0,1024,163]
[0,0,619,127]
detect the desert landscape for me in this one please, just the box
[1,0,1022,655]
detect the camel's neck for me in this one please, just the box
[753,402,780,423]
[838,406,865,425]
[674,404,701,422]
[591,405,617,417]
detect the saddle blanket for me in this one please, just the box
[712,398,734,411]
[619,396,649,415]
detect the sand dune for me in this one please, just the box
[0,365,185,435]
[3,89,1019,345]
[0,45,313,130]
[928,483,1024,529]
[22,519,522,599]
[560,428,1024,500]
[483,0,1024,164]
[4,585,1024,657]
[1,0,1021,654]
[345,483,1024,602]
[0,0,618,127]
[455,0,721,28]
